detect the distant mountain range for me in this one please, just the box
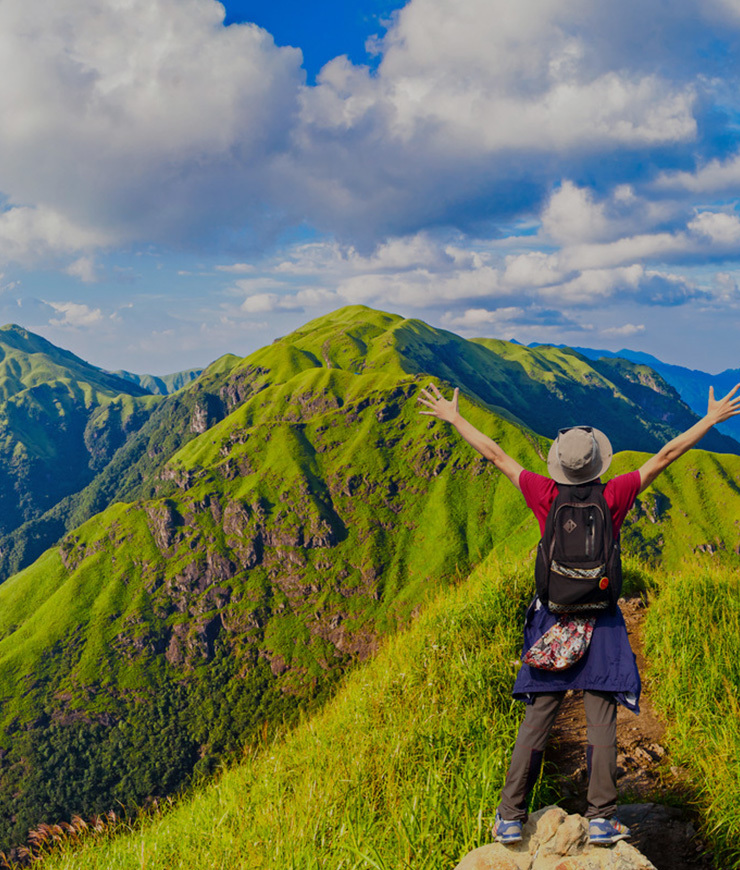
[530,342,740,442]
[0,308,738,850]
[111,367,203,395]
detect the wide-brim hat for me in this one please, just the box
[547,426,613,485]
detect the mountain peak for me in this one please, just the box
[0,323,151,400]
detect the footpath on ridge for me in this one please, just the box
[544,596,712,870]
[454,596,714,870]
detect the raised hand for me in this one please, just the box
[707,383,740,425]
[417,383,459,423]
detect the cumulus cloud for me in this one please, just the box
[3,0,739,266]
[0,206,110,265]
[66,256,99,283]
[47,301,104,327]
[442,305,584,332]
[687,211,740,245]
[0,0,304,264]
[656,151,740,194]
[240,286,336,313]
[602,323,646,336]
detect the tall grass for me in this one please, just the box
[41,555,556,870]
[643,562,740,868]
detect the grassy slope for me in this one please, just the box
[644,563,740,868]
[0,329,550,846]
[612,449,740,567]
[40,554,551,870]
[0,324,159,539]
[0,305,739,855]
[0,354,243,581]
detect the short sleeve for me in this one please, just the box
[519,470,558,534]
[603,470,641,536]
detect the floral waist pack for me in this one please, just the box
[522,614,597,671]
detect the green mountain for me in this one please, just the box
[111,368,203,395]
[568,344,740,442]
[467,338,739,454]
[0,305,738,851]
[1,309,736,585]
[0,353,241,581]
[0,325,159,539]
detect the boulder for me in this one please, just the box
[454,807,657,870]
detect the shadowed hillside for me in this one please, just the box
[0,325,159,539]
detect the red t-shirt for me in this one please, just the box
[519,469,641,537]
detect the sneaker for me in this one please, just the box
[492,812,523,844]
[588,817,631,845]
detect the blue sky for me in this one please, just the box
[0,0,740,376]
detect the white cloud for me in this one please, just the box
[47,301,104,327]
[215,263,256,274]
[0,0,303,264]
[656,151,740,194]
[0,206,110,265]
[602,323,646,336]
[442,306,529,329]
[239,287,335,313]
[541,182,610,245]
[66,256,99,283]
[687,211,740,245]
[241,293,281,313]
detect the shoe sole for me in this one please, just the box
[495,835,522,844]
[589,834,630,846]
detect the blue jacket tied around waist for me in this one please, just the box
[512,597,641,713]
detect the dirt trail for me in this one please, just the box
[545,596,713,870]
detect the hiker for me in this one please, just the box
[417,381,740,846]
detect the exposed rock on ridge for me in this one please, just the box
[455,807,656,870]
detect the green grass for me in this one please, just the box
[38,554,556,870]
[1,304,740,860]
[33,553,740,870]
[644,562,740,868]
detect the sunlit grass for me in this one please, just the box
[644,561,740,868]
[40,554,557,869]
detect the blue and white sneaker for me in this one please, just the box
[492,812,523,844]
[588,817,631,845]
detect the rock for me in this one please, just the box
[454,807,657,870]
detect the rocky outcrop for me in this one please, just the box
[219,365,268,410]
[145,501,182,550]
[454,807,656,870]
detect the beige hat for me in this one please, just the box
[547,426,613,485]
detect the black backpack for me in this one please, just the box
[534,482,622,614]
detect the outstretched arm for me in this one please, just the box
[638,384,740,492]
[417,383,524,491]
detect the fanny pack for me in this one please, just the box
[522,614,596,671]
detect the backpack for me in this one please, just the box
[534,482,622,614]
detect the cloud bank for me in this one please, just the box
[3,0,740,262]
[1,0,740,371]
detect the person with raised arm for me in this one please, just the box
[417,381,740,846]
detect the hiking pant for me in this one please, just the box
[496,690,617,821]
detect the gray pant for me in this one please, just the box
[497,690,617,821]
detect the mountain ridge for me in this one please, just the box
[532,340,740,441]
[0,305,737,850]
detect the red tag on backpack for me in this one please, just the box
[599,576,609,590]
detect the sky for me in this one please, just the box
[1,0,740,375]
